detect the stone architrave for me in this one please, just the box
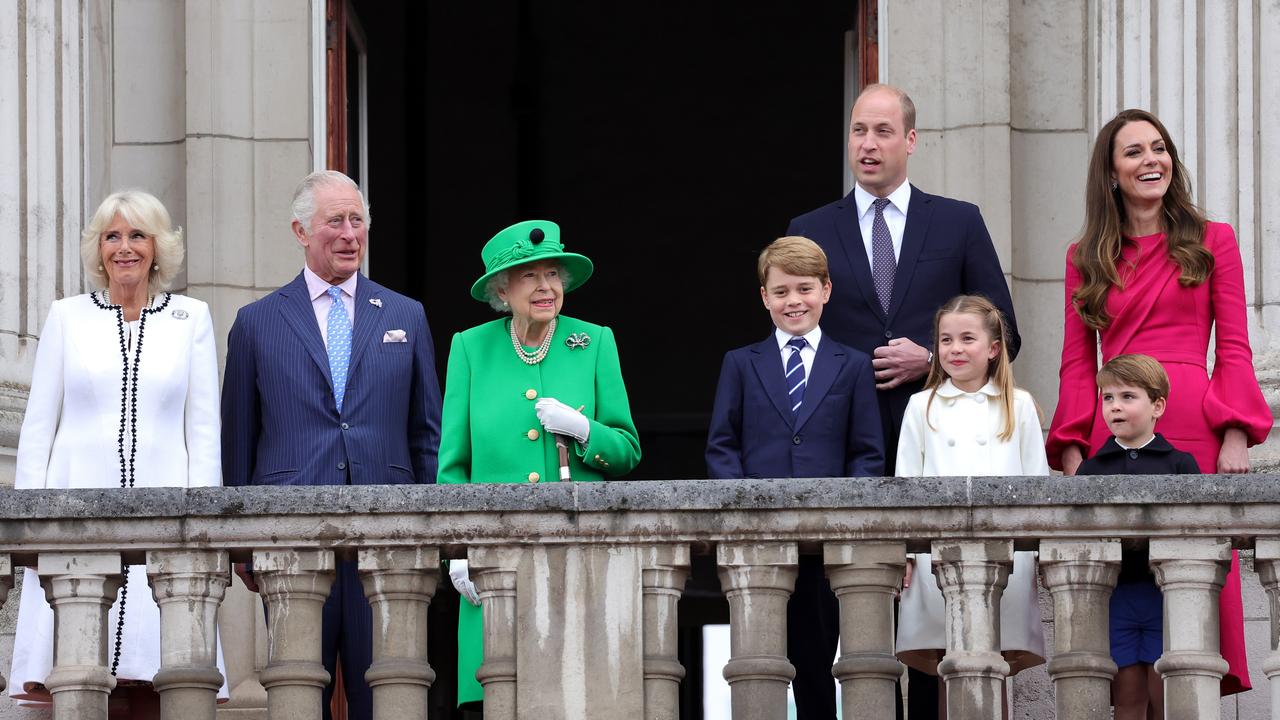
[37,552,123,720]
[0,555,11,693]
[824,541,905,719]
[931,540,1013,720]
[639,544,690,720]
[1256,539,1280,719]
[716,542,798,720]
[253,549,336,720]
[356,546,440,720]
[1149,537,1231,720]
[145,550,230,720]
[1038,540,1121,720]
[470,546,521,720]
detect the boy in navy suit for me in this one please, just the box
[707,235,884,719]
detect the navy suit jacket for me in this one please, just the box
[706,335,884,479]
[786,186,1019,471]
[221,272,442,486]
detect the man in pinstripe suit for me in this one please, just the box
[221,170,442,720]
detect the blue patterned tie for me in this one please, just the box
[871,197,895,313]
[785,337,807,415]
[326,286,352,412]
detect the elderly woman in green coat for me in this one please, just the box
[439,219,641,708]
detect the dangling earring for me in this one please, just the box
[1110,179,1118,191]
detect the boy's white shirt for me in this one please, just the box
[774,325,822,378]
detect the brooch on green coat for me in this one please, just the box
[565,332,591,349]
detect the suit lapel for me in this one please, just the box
[794,339,844,431]
[748,337,795,429]
[346,274,383,379]
[886,185,931,326]
[277,273,333,388]
[833,192,884,317]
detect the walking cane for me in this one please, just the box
[555,434,572,481]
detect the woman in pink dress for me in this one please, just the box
[1047,108,1272,696]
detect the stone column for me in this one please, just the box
[1149,538,1231,720]
[823,542,905,718]
[470,546,521,720]
[1255,539,1280,719]
[253,549,336,720]
[145,550,230,720]
[1038,540,1121,720]
[639,545,690,720]
[931,540,1013,720]
[357,546,440,720]
[716,542,798,720]
[38,552,123,720]
[0,554,11,693]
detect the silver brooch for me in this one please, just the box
[172,309,189,320]
[565,332,591,349]
[369,298,383,308]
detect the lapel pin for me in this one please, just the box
[566,332,591,349]
[369,298,383,308]
[171,309,189,320]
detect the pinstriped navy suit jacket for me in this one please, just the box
[221,272,442,486]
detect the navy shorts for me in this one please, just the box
[1110,580,1163,667]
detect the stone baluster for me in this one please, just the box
[470,546,521,720]
[1038,540,1121,720]
[0,554,10,693]
[357,546,440,720]
[253,549,336,720]
[38,552,123,720]
[146,550,231,720]
[1149,538,1231,720]
[716,542,798,720]
[823,542,905,718]
[1255,539,1280,720]
[931,540,1012,720]
[639,545,690,720]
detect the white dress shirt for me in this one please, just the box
[854,179,912,263]
[304,265,358,348]
[774,326,822,379]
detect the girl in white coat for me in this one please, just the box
[895,295,1049,710]
[9,191,226,716]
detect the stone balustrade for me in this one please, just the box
[1,476,1279,719]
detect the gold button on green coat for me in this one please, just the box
[438,314,641,706]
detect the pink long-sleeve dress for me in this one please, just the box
[1047,221,1272,695]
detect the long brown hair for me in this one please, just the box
[923,295,1018,441]
[1072,109,1213,330]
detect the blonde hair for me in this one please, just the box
[757,236,830,286]
[923,295,1018,440]
[1097,354,1169,403]
[81,190,184,293]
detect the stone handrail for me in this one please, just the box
[0,476,1278,719]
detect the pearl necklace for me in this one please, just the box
[510,316,557,365]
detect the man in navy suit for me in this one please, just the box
[786,84,1020,718]
[222,170,442,720]
[707,236,883,719]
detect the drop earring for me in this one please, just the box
[1110,179,1118,191]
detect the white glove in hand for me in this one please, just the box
[449,559,481,607]
[535,397,590,443]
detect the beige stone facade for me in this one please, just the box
[2,1,1280,718]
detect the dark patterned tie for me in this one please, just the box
[871,197,895,313]
[785,337,807,415]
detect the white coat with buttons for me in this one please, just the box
[894,378,1050,675]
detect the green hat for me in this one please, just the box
[470,220,594,302]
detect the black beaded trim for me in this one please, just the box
[89,290,172,676]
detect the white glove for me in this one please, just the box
[535,397,590,443]
[449,559,481,607]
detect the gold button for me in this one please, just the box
[525,389,537,400]
[594,454,602,461]
[527,429,540,441]
[528,472,540,483]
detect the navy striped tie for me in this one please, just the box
[785,337,807,415]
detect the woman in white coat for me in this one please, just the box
[9,190,225,715]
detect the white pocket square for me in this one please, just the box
[382,329,407,343]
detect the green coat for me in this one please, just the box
[438,314,641,705]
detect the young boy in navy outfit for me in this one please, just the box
[1075,353,1199,720]
[706,235,883,719]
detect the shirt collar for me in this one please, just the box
[304,265,358,301]
[854,179,912,219]
[775,325,823,352]
[934,378,1000,399]
[1096,433,1174,457]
